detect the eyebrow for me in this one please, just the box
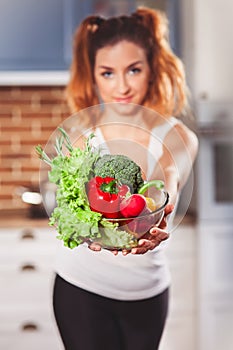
[97,60,144,70]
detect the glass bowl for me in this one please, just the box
[92,190,169,250]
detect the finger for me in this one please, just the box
[122,248,131,256]
[158,216,167,229]
[110,249,118,255]
[164,204,174,216]
[150,226,167,234]
[131,240,154,254]
[131,246,149,254]
[158,204,174,228]
[138,239,152,248]
[149,228,170,242]
[88,242,102,251]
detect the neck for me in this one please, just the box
[99,103,149,128]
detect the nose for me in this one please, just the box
[117,74,130,95]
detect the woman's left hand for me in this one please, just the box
[122,227,169,255]
[88,227,169,255]
[121,203,174,255]
[89,204,174,256]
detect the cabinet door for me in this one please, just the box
[0,227,62,350]
[0,0,91,70]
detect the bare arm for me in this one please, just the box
[153,122,199,205]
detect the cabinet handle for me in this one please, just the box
[21,322,39,332]
[21,229,35,240]
[20,264,37,271]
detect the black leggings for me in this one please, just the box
[53,274,169,350]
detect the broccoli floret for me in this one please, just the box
[93,154,144,193]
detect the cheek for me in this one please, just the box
[95,79,114,99]
[94,73,103,93]
[136,76,150,95]
[96,83,108,99]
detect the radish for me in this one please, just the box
[120,194,146,218]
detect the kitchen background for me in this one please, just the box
[0,0,232,349]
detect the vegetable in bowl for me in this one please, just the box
[36,128,168,250]
[94,154,144,193]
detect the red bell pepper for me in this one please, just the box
[86,176,129,219]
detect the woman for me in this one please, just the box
[53,7,198,350]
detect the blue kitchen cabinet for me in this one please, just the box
[0,0,92,70]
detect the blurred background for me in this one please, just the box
[0,0,232,349]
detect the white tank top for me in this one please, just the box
[54,117,179,300]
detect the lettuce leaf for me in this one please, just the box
[37,129,136,249]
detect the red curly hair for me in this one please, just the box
[66,7,187,119]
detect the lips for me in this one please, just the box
[114,97,133,103]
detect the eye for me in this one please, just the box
[128,67,141,75]
[101,71,114,78]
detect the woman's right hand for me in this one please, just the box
[121,203,174,255]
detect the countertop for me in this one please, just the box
[0,210,50,228]
[0,71,69,86]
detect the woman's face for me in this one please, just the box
[94,40,151,106]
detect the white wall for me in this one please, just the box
[180,0,233,101]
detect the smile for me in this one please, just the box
[114,97,133,103]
